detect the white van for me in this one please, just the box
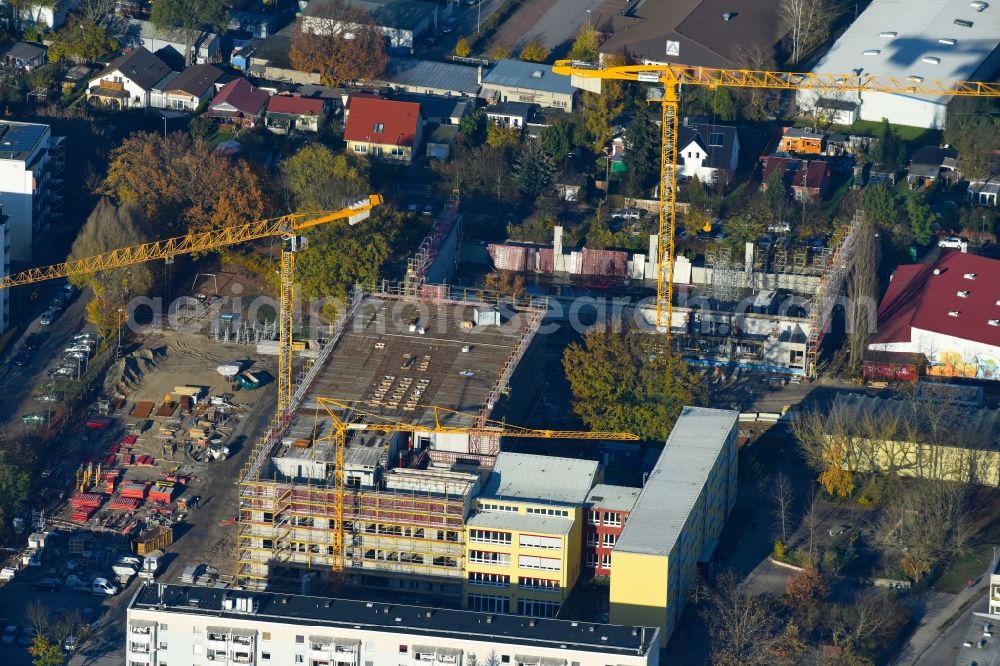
[92,577,118,596]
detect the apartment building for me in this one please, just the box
[463,452,599,618]
[0,121,64,263]
[611,407,739,645]
[583,484,640,577]
[126,583,661,666]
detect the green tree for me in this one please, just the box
[281,144,369,212]
[0,450,30,536]
[150,0,227,66]
[870,119,906,170]
[862,184,897,230]
[623,104,659,191]
[568,23,600,62]
[580,55,627,150]
[486,122,520,150]
[459,109,487,145]
[28,634,63,666]
[295,209,403,306]
[539,120,573,163]
[710,87,737,121]
[519,39,549,63]
[48,17,117,63]
[514,140,554,200]
[764,169,789,223]
[562,324,708,440]
[903,190,935,245]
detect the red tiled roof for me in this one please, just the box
[871,250,1000,348]
[344,96,421,147]
[760,156,831,193]
[266,95,325,116]
[210,78,268,116]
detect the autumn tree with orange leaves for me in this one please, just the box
[102,132,270,235]
[290,0,388,86]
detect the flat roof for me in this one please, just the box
[480,452,598,506]
[585,484,641,513]
[482,60,575,95]
[383,57,481,94]
[130,584,659,656]
[0,121,48,161]
[296,295,540,430]
[809,0,1000,105]
[956,612,1000,666]
[616,407,737,557]
[467,510,573,535]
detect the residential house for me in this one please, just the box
[598,0,784,70]
[868,163,898,187]
[812,97,860,126]
[299,0,442,54]
[240,25,321,85]
[150,64,225,111]
[392,93,472,126]
[265,95,327,133]
[426,124,458,160]
[344,96,423,163]
[60,64,93,94]
[583,484,640,577]
[208,78,270,127]
[87,48,172,110]
[760,156,832,201]
[676,118,740,186]
[1,42,46,71]
[7,0,73,29]
[125,19,221,66]
[969,181,999,207]
[379,57,481,97]
[0,121,64,263]
[778,127,825,155]
[486,101,533,130]
[481,59,575,111]
[907,146,959,188]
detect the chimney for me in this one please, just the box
[477,66,483,85]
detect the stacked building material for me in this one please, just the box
[135,455,155,466]
[108,497,142,511]
[120,481,149,500]
[148,481,176,504]
[70,493,104,508]
[71,506,97,523]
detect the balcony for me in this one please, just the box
[129,623,154,636]
[230,651,253,664]
[129,643,151,653]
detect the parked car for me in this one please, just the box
[33,394,58,404]
[63,634,77,652]
[49,298,65,312]
[33,577,61,591]
[39,309,57,326]
[422,203,435,217]
[938,236,964,249]
[18,627,32,646]
[612,208,641,220]
[64,344,92,355]
[92,577,118,596]
[1,624,18,644]
[441,16,458,32]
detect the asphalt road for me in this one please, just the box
[420,0,505,59]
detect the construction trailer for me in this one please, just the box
[237,285,547,594]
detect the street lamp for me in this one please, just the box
[477,0,482,37]
[586,8,591,27]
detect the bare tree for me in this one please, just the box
[736,45,781,121]
[802,487,821,562]
[50,608,81,647]
[702,570,785,666]
[780,0,832,64]
[829,591,896,650]
[25,600,50,638]
[770,472,795,543]
[849,211,880,375]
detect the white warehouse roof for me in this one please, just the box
[802,0,1000,128]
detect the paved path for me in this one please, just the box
[893,564,993,665]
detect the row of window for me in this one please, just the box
[585,552,613,569]
[585,533,618,548]
[469,529,511,545]
[467,573,559,590]
[362,549,459,568]
[469,551,562,572]
[587,510,623,527]
[478,502,517,512]
[353,144,406,157]
[525,507,569,518]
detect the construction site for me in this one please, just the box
[237,283,549,600]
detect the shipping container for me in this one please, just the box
[85,415,114,430]
[538,248,554,273]
[132,526,173,556]
[580,248,628,277]
[862,350,925,383]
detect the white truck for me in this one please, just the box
[92,577,118,596]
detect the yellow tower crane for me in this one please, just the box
[552,60,1000,343]
[313,397,640,573]
[0,195,383,415]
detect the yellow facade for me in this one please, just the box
[849,437,1000,486]
[609,552,668,628]
[462,498,584,617]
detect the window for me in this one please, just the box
[295,656,304,664]
[586,532,599,547]
[261,632,271,642]
[468,593,509,613]
[159,642,167,650]
[373,146,384,157]
[519,534,562,550]
[354,143,368,154]
[479,503,517,512]
[391,147,405,157]
[159,624,168,631]
[470,550,511,566]
[295,635,304,644]
[603,512,621,527]
[602,533,617,548]
[399,645,408,653]
[687,151,692,158]
[517,599,560,618]
[955,18,974,27]
[708,132,725,147]
[470,529,512,545]
[525,507,568,517]
[552,100,567,108]
[601,553,612,569]
[262,653,271,661]
[469,571,510,587]
[372,122,384,132]
[585,552,598,568]
[519,577,559,590]
[518,555,561,571]
[587,510,600,525]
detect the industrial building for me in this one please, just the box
[610,407,739,645]
[798,0,1000,129]
[869,250,1000,380]
[126,584,661,666]
[238,286,547,598]
[0,121,64,264]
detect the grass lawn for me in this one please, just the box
[793,118,942,145]
[935,543,994,593]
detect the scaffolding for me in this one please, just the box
[805,213,858,377]
[704,245,742,303]
[212,318,278,345]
